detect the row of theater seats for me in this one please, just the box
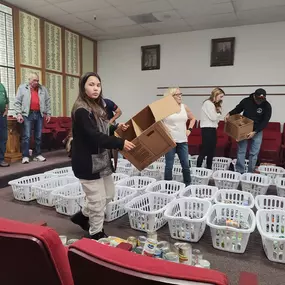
[188,121,285,166]
[30,116,72,150]
[0,218,257,285]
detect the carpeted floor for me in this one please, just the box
[0,185,284,285]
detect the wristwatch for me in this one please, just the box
[188,128,193,131]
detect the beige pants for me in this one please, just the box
[80,175,115,235]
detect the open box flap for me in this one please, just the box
[149,95,180,122]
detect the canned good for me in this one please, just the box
[98,238,111,245]
[142,238,158,257]
[134,246,143,254]
[59,235,67,245]
[157,241,170,258]
[199,259,210,269]
[127,236,137,249]
[147,231,158,241]
[226,219,239,228]
[177,243,192,265]
[192,249,203,265]
[164,252,179,263]
[154,248,162,258]
[138,236,147,247]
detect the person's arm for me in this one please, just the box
[254,104,272,133]
[75,108,125,150]
[202,100,221,121]
[3,86,9,117]
[109,100,122,124]
[43,86,51,117]
[229,99,246,116]
[14,85,23,115]
[185,105,196,129]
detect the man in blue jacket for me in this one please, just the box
[225,88,272,173]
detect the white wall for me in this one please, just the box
[98,22,285,126]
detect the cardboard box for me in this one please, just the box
[115,95,180,171]
[224,114,254,142]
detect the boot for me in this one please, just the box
[89,229,108,241]
[70,211,89,231]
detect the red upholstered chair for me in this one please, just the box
[68,238,229,285]
[58,117,72,132]
[260,131,282,164]
[264,122,280,132]
[216,131,230,157]
[0,218,73,285]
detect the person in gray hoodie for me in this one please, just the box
[14,72,51,164]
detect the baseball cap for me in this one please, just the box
[254,88,266,99]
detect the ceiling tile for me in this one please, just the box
[26,4,68,18]
[234,0,285,11]
[106,0,153,5]
[142,19,188,29]
[93,17,136,29]
[45,0,71,3]
[53,0,111,13]
[150,25,192,35]
[103,24,147,34]
[74,7,125,22]
[65,22,97,32]
[46,13,84,24]
[185,12,238,26]
[115,0,173,16]
[152,10,182,22]
[95,35,118,40]
[5,0,48,8]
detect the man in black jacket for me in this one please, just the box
[225,88,272,173]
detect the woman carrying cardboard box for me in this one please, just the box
[197,88,225,169]
[163,88,196,186]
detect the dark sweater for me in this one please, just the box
[229,94,272,133]
[71,108,125,180]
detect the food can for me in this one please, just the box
[177,243,192,265]
[164,252,179,263]
[147,231,158,241]
[127,236,137,249]
[157,241,170,258]
[59,235,67,245]
[142,238,157,257]
[199,259,211,269]
[138,236,147,247]
[154,248,162,258]
[98,238,111,245]
[134,246,143,254]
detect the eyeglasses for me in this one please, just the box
[173,93,182,97]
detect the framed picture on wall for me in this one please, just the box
[210,37,235,67]
[141,44,160,71]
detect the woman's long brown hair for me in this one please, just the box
[205,87,225,112]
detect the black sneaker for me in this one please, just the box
[70,211,89,231]
[89,229,108,241]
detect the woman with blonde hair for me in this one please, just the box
[163,87,196,186]
[197,87,225,169]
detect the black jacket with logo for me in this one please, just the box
[229,94,272,133]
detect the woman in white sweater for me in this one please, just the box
[163,87,196,186]
[197,88,225,169]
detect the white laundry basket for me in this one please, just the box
[116,176,156,195]
[212,170,241,189]
[256,209,285,263]
[240,173,271,197]
[212,157,232,171]
[112,173,129,184]
[189,155,206,168]
[140,162,164,180]
[8,174,51,202]
[275,177,285,197]
[164,197,212,242]
[172,165,183,182]
[145,180,185,197]
[214,189,255,208]
[125,192,175,232]
[45,167,74,177]
[116,161,141,176]
[33,176,79,207]
[191,167,213,185]
[207,204,256,253]
[156,156,165,163]
[52,182,85,216]
[105,186,138,222]
[180,185,218,202]
[255,195,285,211]
[258,165,285,184]
[232,159,249,173]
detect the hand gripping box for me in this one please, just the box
[224,114,253,142]
[115,95,180,171]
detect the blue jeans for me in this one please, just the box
[0,114,8,162]
[236,131,263,174]
[164,142,191,186]
[22,111,43,157]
